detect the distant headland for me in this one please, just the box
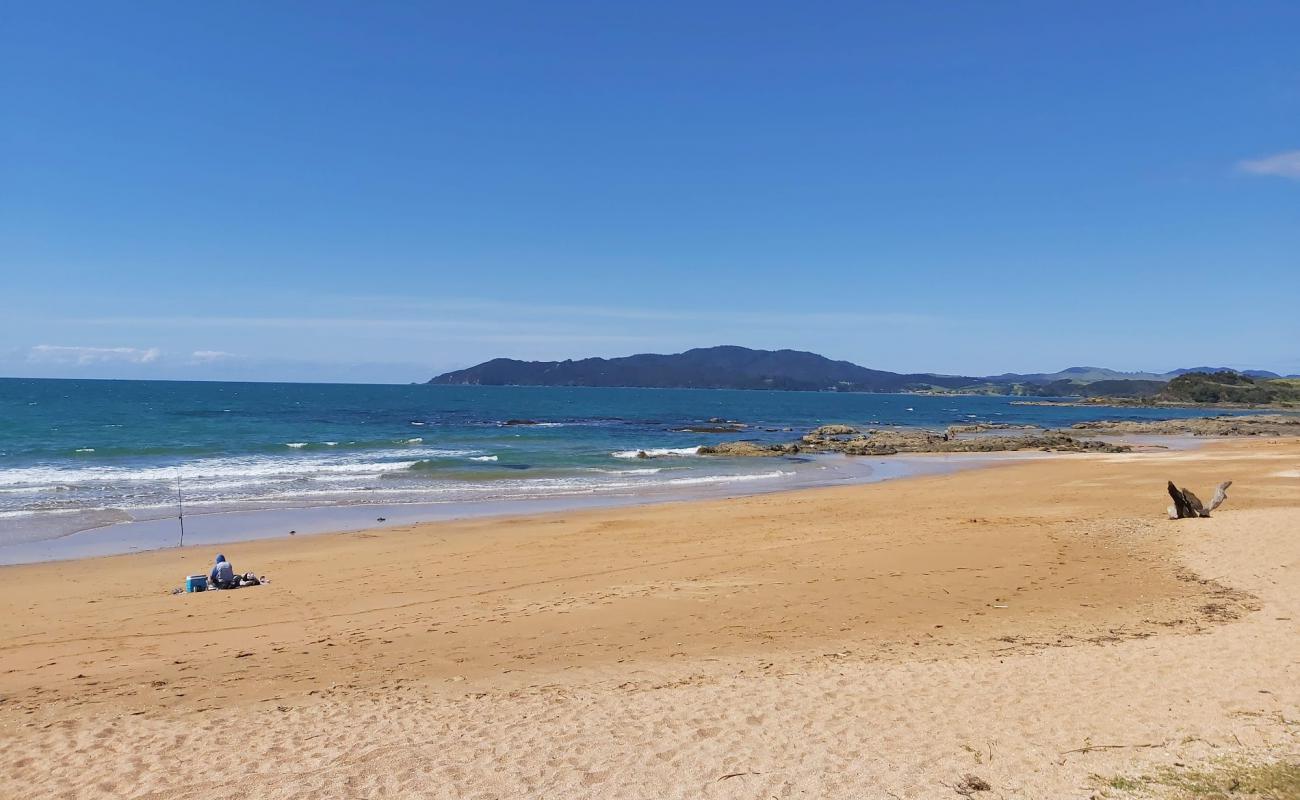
[429,346,1299,406]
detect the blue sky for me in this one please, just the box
[2,1,1298,382]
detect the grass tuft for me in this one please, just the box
[1095,759,1300,799]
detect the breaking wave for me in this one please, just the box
[611,446,702,459]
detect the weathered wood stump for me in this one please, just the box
[1208,480,1232,513]
[1167,480,1231,519]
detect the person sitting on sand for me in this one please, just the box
[209,554,238,589]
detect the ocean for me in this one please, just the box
[0,378,1242,563]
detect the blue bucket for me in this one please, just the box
[185,574,207,593]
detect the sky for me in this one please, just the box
[2,1,1298,383]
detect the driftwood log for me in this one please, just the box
[1167,480,1232,519]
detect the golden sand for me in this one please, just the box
[2,439,1297,798]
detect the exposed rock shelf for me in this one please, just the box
[796,424,1130,455]
[699,423,1132,457]
[1070,414,1300,436]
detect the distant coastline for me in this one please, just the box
[431,346,1300,409]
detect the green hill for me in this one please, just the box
[1158,372,1300,406]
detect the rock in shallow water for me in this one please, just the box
[697,441,800,457]
[704,424,1132,457]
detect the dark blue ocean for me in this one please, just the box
[0,378,1244,561]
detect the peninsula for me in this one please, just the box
[430,346,1299,406]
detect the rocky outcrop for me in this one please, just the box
[699,413,1296,461]
[944,423,1043,435]
[940,433,1129,453]
[701,423,1132,457]
[1070,414,1300,437]
[799,427,1129,455]
[803,424,859,440]
[697,441,800,457]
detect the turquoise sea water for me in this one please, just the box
[0,378,1250,562]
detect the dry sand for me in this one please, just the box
[2,439,1297,799]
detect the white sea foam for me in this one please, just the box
[0,508,92,519]
[591,467,663,475]
[663,470,791,486]
[0,448,481,488]
[469,455,499,462]
[286,442,308,448]
[402,438,424,444]
[611,446,702,459]
[74,448,95,453]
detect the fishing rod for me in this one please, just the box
[176,469,186,548]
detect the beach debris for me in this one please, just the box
[377,517,387,522]
[1167,480,1232,518]
[953,774,991,795]
[1208,481,1232,513]
[1059,739,1168,759]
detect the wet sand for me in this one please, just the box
[1,438,1297,798]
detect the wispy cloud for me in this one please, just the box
[1238,149,1300,180]
[27,345,161,365]
[349,297,940,328]
[190,350,235,362]
[30,298,947,379]
[67,299,939,331]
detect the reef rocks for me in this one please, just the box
[758,423,1132,456]
[802,424,859,441]
[691,413,1297,461]
[697,441,800,457]
[832,429,1124,455]
[944,422,1043,435]
[939,433,1130,453]
[1070,414,1300,437]
[698,423,1131,457]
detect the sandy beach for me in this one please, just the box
[2,438,1297,799]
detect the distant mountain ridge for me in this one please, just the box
[984,366,1171,383]
[430,346,975,392]
[429,346,1295,397]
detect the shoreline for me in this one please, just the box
[0,451,1018,566]
[3,436,1297,798]
[0,434,1210,567]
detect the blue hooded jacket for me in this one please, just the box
[210,554,235,585]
